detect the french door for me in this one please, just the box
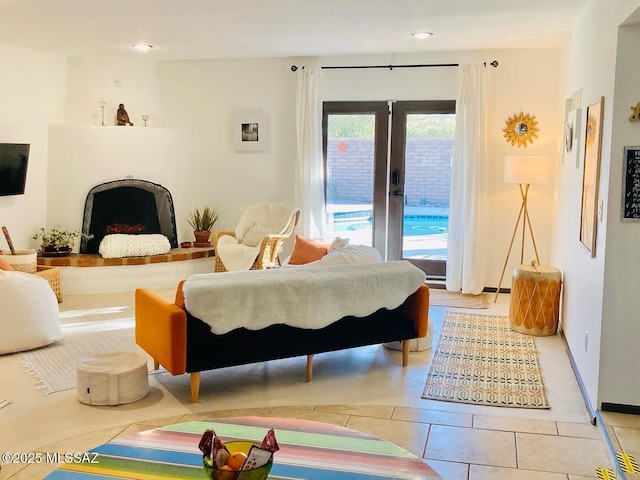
[322,100,455,279]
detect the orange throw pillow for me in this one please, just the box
[288,235,330,265]
[0,256,14,271]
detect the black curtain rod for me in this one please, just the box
[290,60,498,72]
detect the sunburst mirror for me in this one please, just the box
[503,112,539,148]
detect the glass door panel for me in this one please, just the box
[389,101,455,278]
[322,102,390,257]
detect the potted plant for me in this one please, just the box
[187,207,220,246]
[33,226,93,256]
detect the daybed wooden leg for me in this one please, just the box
[153,360,159,371]
[402,340,410,366]
[190,372,201,403]
[306,354,314,382]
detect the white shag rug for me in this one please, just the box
[19,319,147,395]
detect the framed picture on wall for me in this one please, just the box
[232,113,270,152]
[579,97,604,257]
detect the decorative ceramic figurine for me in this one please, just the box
[117,104,134,126]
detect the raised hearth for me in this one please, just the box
[36,248,216,295]
[37,247,214,267]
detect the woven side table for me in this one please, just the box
[509,264,562,336]
[34,265,62,303]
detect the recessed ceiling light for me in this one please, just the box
[412,32,433,39]
[132,44,153,52]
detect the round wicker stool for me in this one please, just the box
[509,264,562,336]
[77,352,149,406]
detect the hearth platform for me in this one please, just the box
[37,247,214,268]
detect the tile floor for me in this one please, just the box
[0,288,638,479]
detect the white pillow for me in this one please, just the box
[308,244,382,266]
[241,224,273,247]
[99,234,171,259]
[330,237,350,251]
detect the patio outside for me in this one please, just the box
[325,113,454,261]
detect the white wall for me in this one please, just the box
[554,0,640,410]
[600,19,640,406]
[0,43,66,251]
[54,57,298,247]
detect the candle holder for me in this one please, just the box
[142,115,149,127]
[99,101,106,126]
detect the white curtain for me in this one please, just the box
[446,64,491,294]
[295,65,326,239]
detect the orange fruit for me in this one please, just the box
[225,451,247,471]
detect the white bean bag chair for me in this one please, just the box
[0,270,62,355]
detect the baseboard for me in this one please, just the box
[560,332,626,476]
[559,330,597,423]
[601,403,640,415]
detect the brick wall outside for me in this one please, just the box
[326,138,452,207]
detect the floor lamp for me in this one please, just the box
[494,156,549,302]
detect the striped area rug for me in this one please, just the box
[422,311,549,408]
[47,416,441,479]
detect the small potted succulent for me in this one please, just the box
[187,207,220,246]
[33,226,93,256]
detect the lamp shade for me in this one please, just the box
[504,156,549,184]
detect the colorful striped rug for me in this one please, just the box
[422,311,549,408]
[46,416,441,479]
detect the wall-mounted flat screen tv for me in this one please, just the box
[0,143,30,196]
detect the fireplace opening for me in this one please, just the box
[81,179,178,254]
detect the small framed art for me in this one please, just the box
[232,113,270,152]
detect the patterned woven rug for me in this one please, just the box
[422,312,549,408]
[19,319,145,395]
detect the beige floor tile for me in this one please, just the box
[426,424,516,468]
[268,406,350,426]
[315,404,394,419]
[469,465,570,479]
[2,462,57,479]
[567,475,600,479]
[557,421,600,440]
[599,411,640,428]
[393,406,473,428]
[35,424,131,454]
[0,462,26,480]
[516,432,610,476]
[113,423,156,438]
[611,425,640,457]
[179,407,275,422]
[473,415,558,435]
[132,414,186,428]
[426,459,469,479]
[345,416,430,458]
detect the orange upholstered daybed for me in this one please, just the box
[135,261,429,402]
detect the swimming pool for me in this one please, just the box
[333,215,448,237]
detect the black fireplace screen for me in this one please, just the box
[81,179,178,254]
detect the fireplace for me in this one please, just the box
[80,179,178,254]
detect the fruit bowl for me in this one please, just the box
[203,441,273,480]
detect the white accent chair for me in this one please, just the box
[0,270,62,355]
[212,203,300,272]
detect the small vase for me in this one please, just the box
[193,231,211,247]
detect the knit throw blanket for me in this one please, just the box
[183,261,426,334]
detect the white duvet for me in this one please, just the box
[183,261,426,335]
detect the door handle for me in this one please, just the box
[391,190,404,197]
